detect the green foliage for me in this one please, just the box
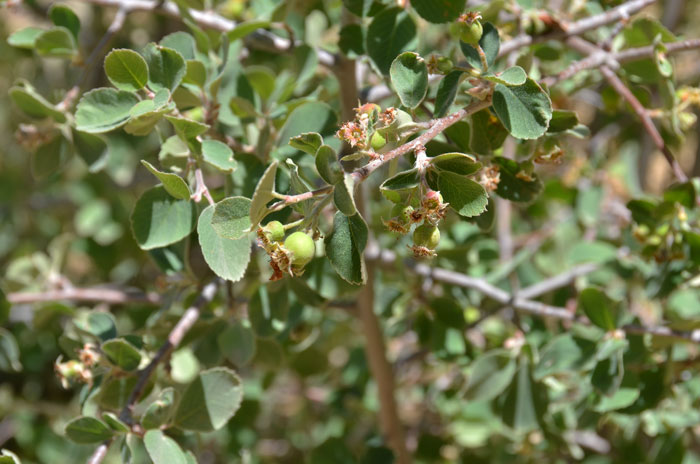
[5,1,700,462]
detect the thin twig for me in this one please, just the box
[117,280,219,424]
[76,0,336,66]
[79,7,128,88]
[517,263,599,299]
[86,440,112,464]
[564,37,687,182]
[366,246,700,342]
[8,287,160,305]
[498,0,656,57]
[352,98,492,183]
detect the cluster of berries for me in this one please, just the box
[257,221,316,281]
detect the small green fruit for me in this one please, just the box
[459,19,483,46]
[413,224,440,250]
[391,204,413,224]
[436,56,454,74]
[284,231,315,266]
[370,131,386,150]
[263,220,285,242]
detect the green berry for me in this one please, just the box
[436,56,454,74]
[460,19,483,46]
[413,224,440,250]
[391,204,413,224]
[263,220,285,242]
[284,231,315,266]
[370,131,386,150]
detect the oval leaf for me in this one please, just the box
[141,160,191,200]
[438,171,489,218]
[130,186,196,250]
[105,49,149,91]
[367,8,417,75]
[102,338,142,371]
[325,212,368,285]
[174,367,243,431]
[144,430,187,464]
[201,139,237,172]
[142,43,186,92]
[390,52,429,109]
[199,204,251,282]
[75,88,140,133]
[492,78,552,139]
[65,417,113,444]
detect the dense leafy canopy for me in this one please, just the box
[2,0,700,463]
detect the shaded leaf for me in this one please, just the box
[326,212,368,285]
[438,171,489,217]
[367,8,417,75]
[102,338,142,371]
[65,417,113,444]
[174,367,243,431]
[198,204,251,282]
[141,160,191,200]
[130,186,196,250]
[390,52,428,109]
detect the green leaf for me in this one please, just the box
[325,212,368,285]
[101,338,142,371]
[0,328,21,372]
[534,334,596,380]
[165,115,209,141]
[334,174,357,216]
[199,204,251,282]
[101,412,129,433]
[160,31,196,60]
[218,321,256,366]
[567,241,617,264]
[434,70,463,118]
[0,289,9,325]
[174,367,243,431]
[438,171,488,218]
[201,139,236,172]
[668,289,700,326]
[65,417,113,444]
[104,49,149,92]
[501,358,546,432]
[339,24,365,57]
[492,157,542,202]
[75,312,117,341]
[124,90,172,136]
[464,349,516,401]
[289,132,323,155]
[8,27,44,49]
[379,168,420,202]
[429,152,480,175]
[228,20,270,42]
[579,287,618,330]
[210,197,252,240]
[482,66,527,86]
[492,78,552,139]
[49,5,80,40]
[130,186,196,250]
[35,27,77,58]
[390,52,429,109]
[430,297,466,329]
[183,60,206,87]
[367,8,418,75]
[141,161,191,200]
[144,430,187,464]
[248,285,289,337]
[9,81,66,122]
[547,109,579,133]
[460,22,499,71]
[249,162,278,227]
[142,43,186,92]
[277,102,337,150]
[315,145,343,184]
[75,88,140,133]
[0,450,20,464]
[141,388,176,430]
[470,109,507,155]
[411,0,465,23]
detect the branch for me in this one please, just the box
[76,0,336,67]
[269,185,335,212]
[498,0,656,57]
[565,37,687,182]
[366,246,700,342]
[544,38,700,86]
[86,440,112,464]
[352,97,492,183]
[8,287,160,305]
[79,7,128,88]
[117,280,219,424]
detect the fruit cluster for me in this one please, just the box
[384,190,447,258]
[257,221,316,280]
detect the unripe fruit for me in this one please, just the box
[391,203,413,224]
[413,224,440,250]
[263,220,285,242]
[459,18,483,46]
[284,231,315,266]
[370,131,386,150]
[436,56,454,74]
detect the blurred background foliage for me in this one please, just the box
[1,0,700,463]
